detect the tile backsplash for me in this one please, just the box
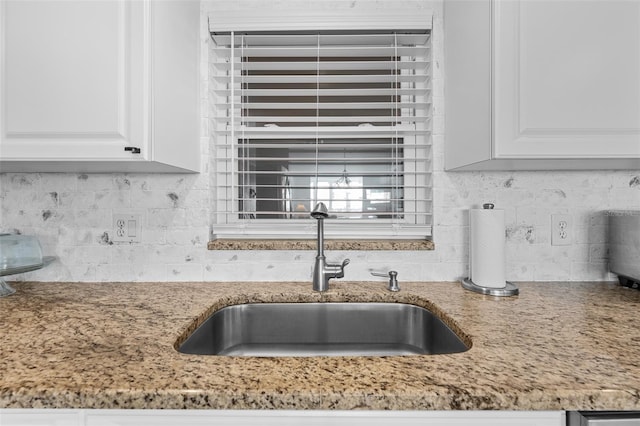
[1,169,638,283]
[1,0,638,283]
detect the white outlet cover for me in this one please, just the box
[112,213,142,243]
[551,214,572,246]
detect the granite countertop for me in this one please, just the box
[1,281,639,410]
[207,239,435,250]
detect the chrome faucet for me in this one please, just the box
[311,202,350,292]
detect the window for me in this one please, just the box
[210,28,432,240]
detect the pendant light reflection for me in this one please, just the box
[334,149,351,187]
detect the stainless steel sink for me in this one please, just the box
[178,302,469,357]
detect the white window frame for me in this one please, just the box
[209,2,433,240]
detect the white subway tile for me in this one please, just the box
[167,263,204,281]
[436,244,467,263]
[76,175,117,192]
[570,262,610,281]
[147,208,188,228]
[164,227,209,246]
[533,261,571,281]
[507,263,536,281]
[153,245,205,264]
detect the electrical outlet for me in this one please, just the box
[112,213,141,243]
[551,214,572,246]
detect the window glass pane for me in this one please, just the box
[238,138,403,219]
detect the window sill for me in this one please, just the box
[207,239,434,251]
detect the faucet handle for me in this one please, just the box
[370,270,400,292]
[325,258,350,279]
[337,258,350,278]
[328,258,350,269]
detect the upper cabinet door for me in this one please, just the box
[445,0,640,170]
[0,1,146,161]
[493,0,640,159]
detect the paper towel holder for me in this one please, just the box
[461,202,519,297]
[461,277,519,297]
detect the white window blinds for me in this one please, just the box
[211,30,432,240]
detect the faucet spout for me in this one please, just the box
[310,202,329,219]
[311,202,349,292]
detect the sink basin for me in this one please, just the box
[178,302,469,357]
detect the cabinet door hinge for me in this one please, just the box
[124,147,141,154]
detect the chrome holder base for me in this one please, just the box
[0,278,16,297]
[461,277,519,297]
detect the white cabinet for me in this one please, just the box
[85,410,566,426]
[0,409,565,426]
[0,0,200,173]
[444,0,640,171]
[0,410,82,426]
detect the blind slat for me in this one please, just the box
[214,88,429,96]
[217,143,430,149]
[217,211,430,218]
[226,184,430,189]
[216,170,431,176]
[211,33,431,46]
[212,116,430,124]
[216,126,430,137]
[215,60,429,71]
[212,74,429,84]
[231,157,430,163]
[213,46,429,58]
[218,102,429,109]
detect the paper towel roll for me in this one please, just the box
[469,207,507,288]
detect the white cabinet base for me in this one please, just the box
[0,160,198,174]
[0,409,565,426]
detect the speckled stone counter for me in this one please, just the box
[1,281,639,410]
[207,239,435,250]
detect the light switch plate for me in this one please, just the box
[112,213,142,243]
